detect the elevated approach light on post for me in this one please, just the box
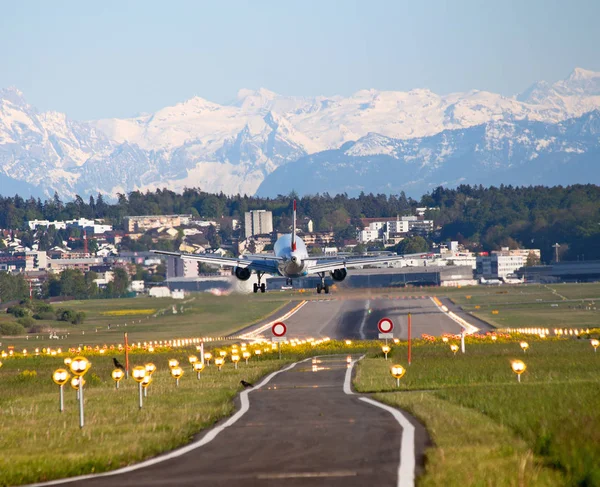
[70,376,85,390]
[390,364,406,387]
[193,361,205,379]
[168,358,179,369]
[68,356,90,428]
[132,366,147,409]
[219,350,227,359]
[381,345,391,360]
[145,363,157,376]
[511,360,526,382]
[170,366,184,386]
[52,368,70,412]
[520,341,529,353]
[242,351,251,364]
[63,357,72,366]
[215,357,225,371]
[345,340,352,346]
[141,375,152,397]
[231,354,240,369]
[111,368,125,389]
[204,352,212,365]
[188,355,198,368]
[450,344,459,356]
[591,339,599,352]
[254,349,262,358]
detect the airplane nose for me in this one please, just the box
[291,256,298,264]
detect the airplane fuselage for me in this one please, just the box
[273,233,314,278]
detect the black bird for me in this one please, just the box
[240,380,254,388]
[113,357,125,371]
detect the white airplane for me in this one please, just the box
[152,201,423,294]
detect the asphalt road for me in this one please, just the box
[265,297,465,340]
[53,355,427,487]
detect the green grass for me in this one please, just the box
[354,338,600,486]
[1,295,290,350]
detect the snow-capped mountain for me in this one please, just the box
[1,68,600,199]
[257,110,600,197]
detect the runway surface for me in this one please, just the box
[55,355,427,487]
[242,296,466,340]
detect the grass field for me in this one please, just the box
[0,294,290,350]
[355,338,600,486]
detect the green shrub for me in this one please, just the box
[27,323,45,334]
[0,322,26,336]
[17,316,35,328]
[33,311,56,320]
[6,306,31,318]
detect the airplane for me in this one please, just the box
[152,201,423,294]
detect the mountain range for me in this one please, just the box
[1,67,599,199]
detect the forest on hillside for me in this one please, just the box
[0,185,598,263]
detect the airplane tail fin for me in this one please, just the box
[292,200,297,251]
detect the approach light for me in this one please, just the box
[390,364,406,387]
[381,345,391,360]
[170,366,184,386]
[111,368,125,389]
[168,358,179,369]
[442,337,449,343]
[231,354,240,369]
[188,355,198,368]
[511,360,526,382]
[70,376,85,390]
[215,357,225,371]
[345,340,352,345]
[52,368,70,386]
[145,363,157,375]
[520,341,529,353]
[69,356,90,376]
[450,344,459,356]
[591,339,599,352]
[193,361,205,379]
[242,351,251,364]
[132,366,147,382]
[204,352,212,365]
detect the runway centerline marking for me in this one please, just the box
[344,356,415,487]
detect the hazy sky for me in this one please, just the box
[1,0,598,120]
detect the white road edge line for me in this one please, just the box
[344,356,415,487]
[429,297,479,334]
[239,300,308,340]
[26,358,312,487]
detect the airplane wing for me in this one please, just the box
[306,253,425,275]
[150,250,280,274]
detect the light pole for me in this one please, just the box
[204,352,212,366]
[390,364,406,388]
[591,339,599,352]
[242,351,251,365]
[69,356,90,428]
[511,360,526,383]
[215,357,224,371]
[52,368,70,412]
[111,368,124,389]
[232,354,240,370]
[132,366,147,408]
[170,366,184,386]
[141,375,152,397]
[193,361,205,379]
[188,355,198,370]
[381,345,391,360]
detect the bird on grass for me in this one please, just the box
[113,358,125,371]
[240,380,254,388]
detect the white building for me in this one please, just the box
[476,254,525,279]
[167,256,198,279]
[129,280,145,292]
[244,210,273,238]
[149,286,171,298]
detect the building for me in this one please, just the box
[167,256,199,279]
[244,210,273,238]
[0,251,47,272]
[123,215,192,232]
[27,218,112,234]
[301,232,335,246]
[476,254,525,279]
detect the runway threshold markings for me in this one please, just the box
[344,356,416,487]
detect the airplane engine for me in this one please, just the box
[330,268,347,282]
[234,266,252,281]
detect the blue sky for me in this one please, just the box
[1,0,598,120]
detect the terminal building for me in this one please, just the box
[517,260,600,283]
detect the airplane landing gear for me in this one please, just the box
[316,273,329,294]
[253,273,266,293]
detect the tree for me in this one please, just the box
[110,267,130,297]
[353,243,367,254]
[525,252,541,267]
[395,236,430,254]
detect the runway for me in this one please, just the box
[242,296,466,340]
[43,356,427,487]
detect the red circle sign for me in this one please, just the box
[272,322,287,337]
[378,318,394,333]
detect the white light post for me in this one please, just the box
[52,368,70,412]
[511,360,526,383]
[132,366,147,408]
[69,356,90,428]
[390,364,406,388]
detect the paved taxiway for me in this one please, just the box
[52,355,427,487]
